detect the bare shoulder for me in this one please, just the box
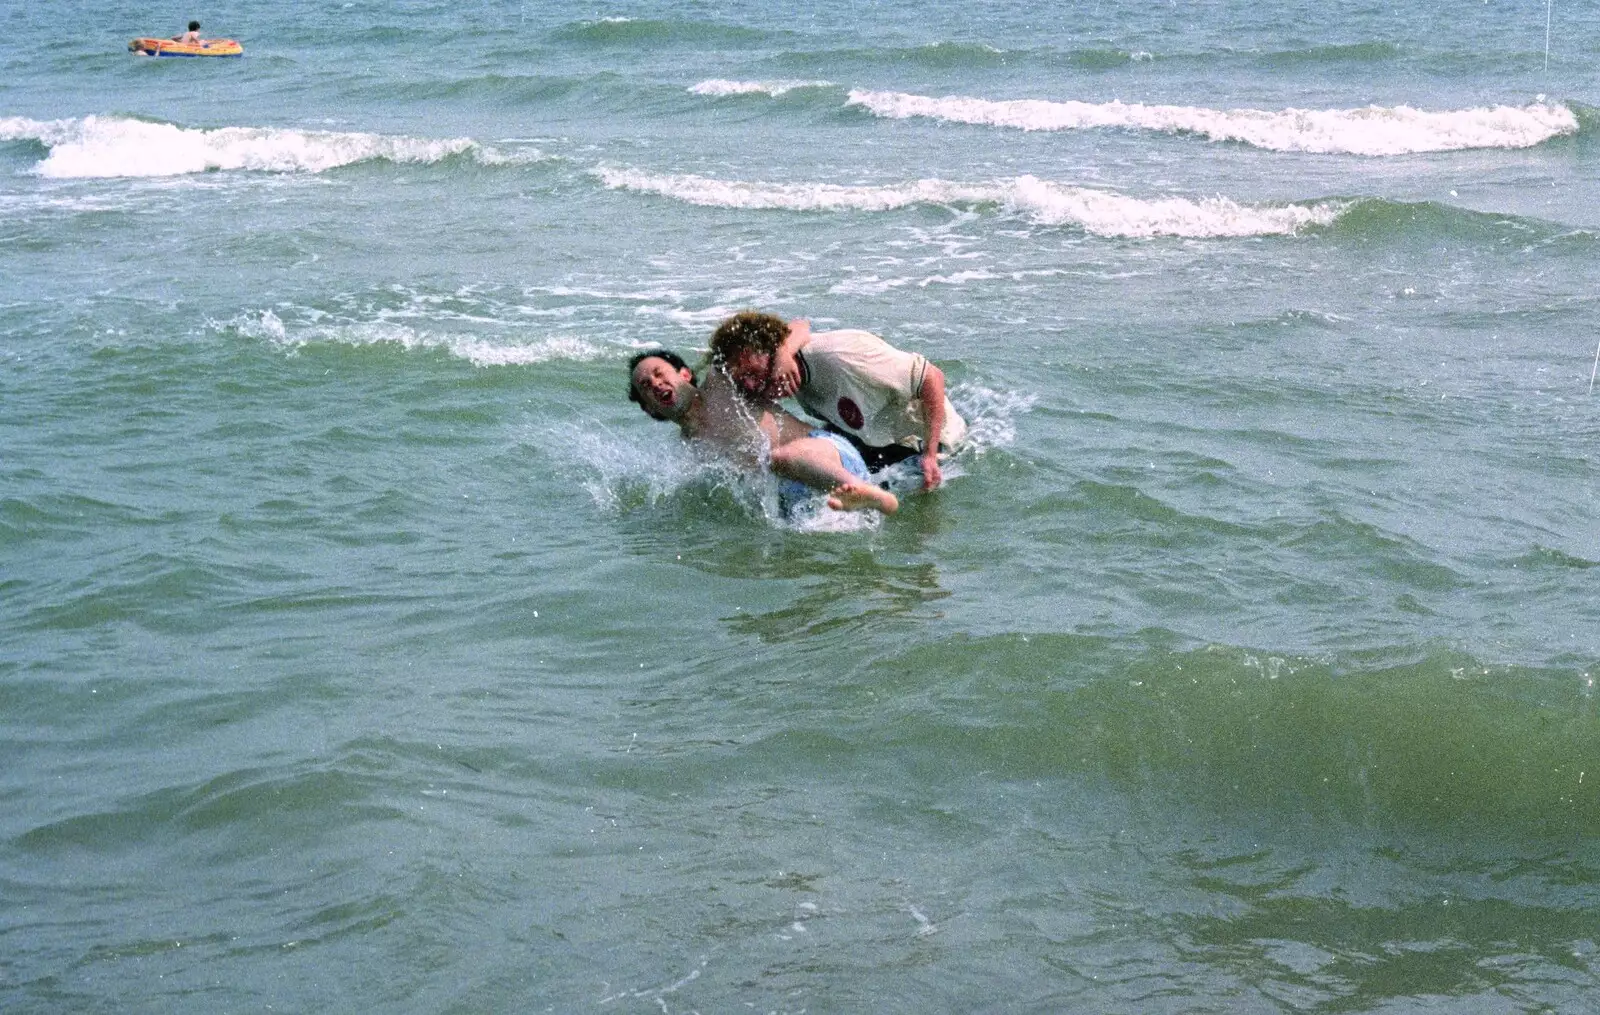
[696,370,771,452]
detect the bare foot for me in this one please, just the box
[827,481,898,515]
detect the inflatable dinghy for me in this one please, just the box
[129,37,243,57]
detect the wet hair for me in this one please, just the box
[189,21,201,31]
[709,311,788,367]
[626,349,694,403]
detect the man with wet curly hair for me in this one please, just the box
[626,348,898,515]
[709,311,966,490]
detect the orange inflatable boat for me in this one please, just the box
[128,37,243,58]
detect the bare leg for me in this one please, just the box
[828,481,898,514]
[769,438,898,515]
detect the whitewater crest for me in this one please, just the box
[593,166,997,212]
[1007,175,1341,237]
[228,309,607,367]
[845,90,1579,155]
[688,79,833,97]
[593,167,1342,238]
[0,115,487,178]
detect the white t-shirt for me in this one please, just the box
[795,329,967,451]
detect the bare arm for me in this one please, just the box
[917,363,948,490]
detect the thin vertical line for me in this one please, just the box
[1545,0,1553,72]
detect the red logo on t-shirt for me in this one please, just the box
[836,397,864,430]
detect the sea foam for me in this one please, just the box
[688,79,833,97]
[0,116,484,178]
[1007,175,1341,237]
[594,167,997,212]
[846,91,1579,155]
[231,310,607,368]
[594,167,1341,238]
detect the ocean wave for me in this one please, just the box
[1076,47,1149,68]
[1008,176,1342,236]
[1255,40,1404,67]
[0,116,491,179]
[230,310,607,368]
[688,79,833,97]
[846,90,1580,155]
[895,40,1010,68]
[775,42,1152,73]
[594,167,1342,238]
[781,636,1600,833]
[549,17,771,47]
[375,72,589,105]
[1325,197,1558,245]
[594,166,997,212]
[1570,100,1600,134]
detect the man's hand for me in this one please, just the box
[919,449,942,490]
[766,318,809,398]
[768,344,802,398]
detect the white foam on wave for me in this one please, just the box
[688,78,833,97]
[846,90,1579,155]
[1008,174,1341,237]
[595,167,1341,238]
[231,309,607,367]
[474,144,553,166]
[594,166,997,212]
[0,115,485,178]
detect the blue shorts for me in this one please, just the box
[777,429,871,510]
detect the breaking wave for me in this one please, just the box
[688,78,833,97]
[229,310,607,368]
[846,91,1580,155]
[0,115,496,179]
[594,167,1343,238]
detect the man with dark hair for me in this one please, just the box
[174,20,202,43]
[627,349,897,515]
[625,349,693,411]
[709,312,966,491]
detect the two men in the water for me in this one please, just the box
[707,311,966,491]
[626,312,968,514]
[627,349,898,514]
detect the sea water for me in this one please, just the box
[3,1,1598,1011]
